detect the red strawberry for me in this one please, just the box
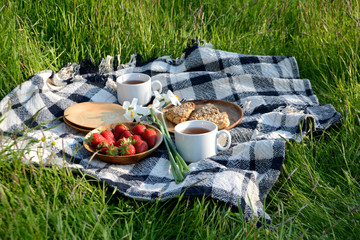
[132,134,143,143]
[132,123,146,136]
[114,137,124,147]
[105,145,119,156]
[100,145,109,154]
[142,128,157,148]
[114,123,128,140]
[118,142,136,156]
[134,140,148,154]
[88,133,108,148]
[101,130,116,145]
[114,137,134,147]
[98,141,110,154]
[120,130,133,139]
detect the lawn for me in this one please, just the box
[0,0,359,239]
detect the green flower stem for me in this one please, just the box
[160,113,171,138]
[163,135,183,182]
[149,108,189,182]
[176,154,190,173]
[151,110,157,124]
[169,162,180,183]
[175,154,184,173]
[163,135,189,172]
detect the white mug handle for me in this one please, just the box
[216,129,231,151]
[151,80,162,93]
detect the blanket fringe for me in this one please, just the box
[54,38,213,82]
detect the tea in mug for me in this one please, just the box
[123,80,145,85]
[180,127,210,134]
[174,120,232,162]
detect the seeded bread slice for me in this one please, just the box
[164,102,195,125]
[188,103,220,120]
[188,103,230,130]
[192,111,230,130]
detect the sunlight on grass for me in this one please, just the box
[0,0,359,238]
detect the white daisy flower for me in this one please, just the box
[40,135,57,148]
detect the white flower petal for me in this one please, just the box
[134,106,151,122]
[130,98,138,107]
[122,101,130,109]
[165,90,180,106]
[122,98,139,122]
[153,90,163,100]
[150,105,163,115]
[136,106,151,116]
[124,113,134,121]
[152,99,161,108]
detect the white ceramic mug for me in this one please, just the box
[174,120,232,163]
[116,73,162,105]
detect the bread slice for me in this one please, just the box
[188,103,220,120]
[189,103,230,130]
[191,112,230,130]
[164,102,195,124]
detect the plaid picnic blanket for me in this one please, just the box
[0,42,341,224]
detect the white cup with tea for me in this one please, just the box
[174,120,232,163]
[116,73,162,105]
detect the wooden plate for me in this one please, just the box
[163,99,243,132]
[83,122,163,165]
[63,116,93,133]
[64,102,127,129]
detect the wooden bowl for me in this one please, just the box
[84,122,163,164]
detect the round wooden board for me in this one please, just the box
[64,102,127,129]
[163,99,244,133]
[83,122,163,165]
[63,116,93,133]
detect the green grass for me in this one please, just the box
[1,0,359,238]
